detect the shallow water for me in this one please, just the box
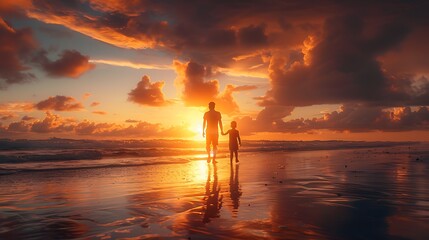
[1,144,428,239]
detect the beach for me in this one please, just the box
[1,141,429,239]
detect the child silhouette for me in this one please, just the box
[222,121,241,164]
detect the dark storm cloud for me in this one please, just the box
[0,18,37,89]
[237,24,268,48]
[262,15,419,107]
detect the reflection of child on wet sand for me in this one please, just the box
[222,121,241,164]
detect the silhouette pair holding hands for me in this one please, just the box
[203,102,241,164]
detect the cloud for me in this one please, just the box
[34,50,95,78]
[89,59,171,70]
[83,93,91,99]
[90,101,100,107]
[236,105,429,134]
[237,24,268,48]
[21,115,36,121]
[20,0,320,68]
[0,114,16,121]
[215,84,240,115]
[174,60,219,106]
[74,120,194,138]
[0,102,34,112]
[30,111,75,133]
[128,75,171,106]
[125,119,140,123]
[1,111,196,139]
[92,111,107,115]
[174,60,255,114]
[260,15,425,107]
[0,17,37,88]
[174,60,263,114]
[35,95,84,111]
[231,85,258,92]
[8,121,31,132]
[234,105,294,135]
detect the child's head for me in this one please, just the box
[231,121,237,129]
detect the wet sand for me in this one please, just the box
[1,144,429,239]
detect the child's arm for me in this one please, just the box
[237,130,241,146]
[222,130,230,136]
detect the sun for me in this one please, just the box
[180,107,206,141]
[188,120,204,141]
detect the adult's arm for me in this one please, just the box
[218,112,223,135]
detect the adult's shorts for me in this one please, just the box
[206,133,219,147]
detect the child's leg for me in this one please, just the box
[230,150,233,163]
[234,150,239,162]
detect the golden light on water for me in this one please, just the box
[190,160,209,183]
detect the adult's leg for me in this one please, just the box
[212,134,219,163]
[206,137,211,163]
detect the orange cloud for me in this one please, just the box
[174,60,219,107]
[128,75,171,106]
[35,96,84,111]
[30,112,75,133]
[34,50,95,78]
[174,60,257,114]
[0,113,16,121]
[90,102,100,107]
[1,111,196,139]
[92,111,107,115]
[83,93,92,99]
[0,102,34,112]
[21,115,36,121]
[26,6,161,49]
[89,59,171,70]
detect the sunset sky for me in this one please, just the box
[1,0,428,141]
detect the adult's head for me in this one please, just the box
[208,102,215,110]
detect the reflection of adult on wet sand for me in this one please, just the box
[203,102,223,163]
[203,164,222,223]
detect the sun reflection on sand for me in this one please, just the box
[189,160,209,184]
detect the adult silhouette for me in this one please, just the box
[203,102,223,163]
